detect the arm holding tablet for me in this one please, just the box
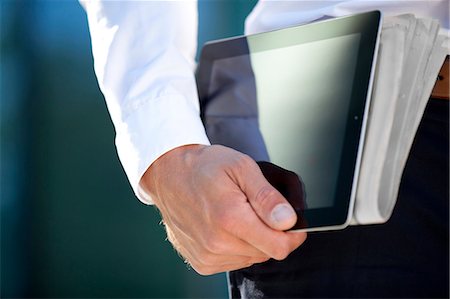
[82,0,306,275]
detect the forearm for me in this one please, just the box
[82,1,210,203]
[81,1,306,274]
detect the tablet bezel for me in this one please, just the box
[196,11,382,232]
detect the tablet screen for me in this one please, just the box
[197,11,381,230]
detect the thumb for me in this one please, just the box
[237,159,297,231]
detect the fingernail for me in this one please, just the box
[271,204,296,225]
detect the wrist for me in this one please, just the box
[141,144,209,204]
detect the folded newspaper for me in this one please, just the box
[353,14,449,225]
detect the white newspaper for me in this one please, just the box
[353,14,449,224]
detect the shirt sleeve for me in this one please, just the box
[81,0,210,204]
[246,0,449,35]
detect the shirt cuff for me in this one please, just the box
[114,93,210,205]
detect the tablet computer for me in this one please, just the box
[196,11,382,232]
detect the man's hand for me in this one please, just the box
[141,144,307,275]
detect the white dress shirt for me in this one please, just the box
[82,0,449,204]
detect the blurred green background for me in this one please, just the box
[1,0,257,297]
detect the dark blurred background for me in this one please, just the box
[1,0,257,297]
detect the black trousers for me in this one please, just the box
[229,98,449,298]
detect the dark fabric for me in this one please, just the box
[229,98,449,298]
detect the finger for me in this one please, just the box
[177,233,271,275]
[228,203,307,260]
[192,262,252,276]
[167,219,270,265]
[189,255,271,276]
[167,211,269,259]
[233,157,297,231]
[198,233,270,259]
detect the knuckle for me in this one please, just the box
[254,186,278,207]
[234,153,254,171]
[215,209,235,233]
[193,264,216,276]
[271,242,291,260]
[238,153,254,165]
[190,250,218,271]
[289,231,307,248]
[189,260,204,273]
[270,233,306,260]
[250,256,270,265]
[200,251,218,266]
[240,262,255,270]
[298,232,308,244]
[203,235,226,255]
[200,269,218,276]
